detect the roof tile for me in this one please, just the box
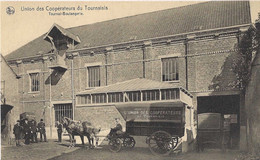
[6,1,251,61]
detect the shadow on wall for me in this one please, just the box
[45,70,66,85]
[208,50,238,91]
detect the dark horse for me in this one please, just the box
[61,117,101,148]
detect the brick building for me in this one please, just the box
[1,55,20,143]
[5,1,251,150]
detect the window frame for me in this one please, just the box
[54,103,73,122]
[27,70,40,93]
[160,54,180,82]
[85,62,102,88]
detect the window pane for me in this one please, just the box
[108,92,123,103]
[92,94,106,104]
[162,58,179,81]
[88,66,101,87]
[161,89,179,100]
[30,73,40,92]
[126,91,141,102]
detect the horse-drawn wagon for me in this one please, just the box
[108,99,194,156]
[76,79,196,156]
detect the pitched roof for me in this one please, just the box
[5,1,251,61]
[77,78,185,95]
[43,23,80,44]
[1,55,20,78]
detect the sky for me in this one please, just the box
[1,1,260,56]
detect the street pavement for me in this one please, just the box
[1,140,78,160]
[1,136,240,160]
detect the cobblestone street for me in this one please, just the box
[2,136,240,160]
[1,140,78,160]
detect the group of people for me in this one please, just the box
[13,118,47,146]
[13,117,122,147]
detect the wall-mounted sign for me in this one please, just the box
[117,106,183,122]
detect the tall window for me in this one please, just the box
[88,66,100,87]
[162,58,179,81]
[29,73,40,92]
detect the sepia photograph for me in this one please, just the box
[1,1,260,160]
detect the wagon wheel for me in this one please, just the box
[123,137,135,148]
[148,131,172,156]
[108,138,122,153]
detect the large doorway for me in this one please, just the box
[197,95,240,149]
[54,103,73,122]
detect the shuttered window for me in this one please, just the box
[29,73,40,92]
[88,66,100,87]
[162,58,179,81]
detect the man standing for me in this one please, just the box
[56,121,63,143]
[13,120,22,146]
[23,118,31,145]
[38,119,47,142]
[31,120,38,143]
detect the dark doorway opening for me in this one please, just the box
[197,95,240,149]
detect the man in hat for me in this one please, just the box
[23,118,31,145]
[112,118,123,135]
[13,120,23,146]
[38,119,47,142]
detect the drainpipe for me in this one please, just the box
[49,67,52,138]
[70,54,75,120]
[185,40,189,90]
[105,52,108,86]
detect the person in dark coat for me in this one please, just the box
[23,118,31,145]
[56,121,63,142]
[13,120,23,146]
[30,120,38,143]
[38,119,47,142]
[112,118,123,135]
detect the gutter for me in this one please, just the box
[6,23,252,62]
[66,23,252,53]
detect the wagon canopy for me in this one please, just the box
[77,78,193,122]
[77,78,192,105]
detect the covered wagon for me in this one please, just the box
[76,78,196,155]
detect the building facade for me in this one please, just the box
[5,1,251,150]
[1,55,20,144]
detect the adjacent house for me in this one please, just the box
[1,55,20,144]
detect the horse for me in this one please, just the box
[61,117,101,148]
